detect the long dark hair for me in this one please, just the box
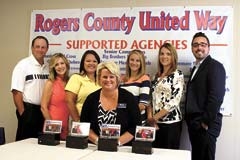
[79,50,100,81]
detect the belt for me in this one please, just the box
[23,102,41,108]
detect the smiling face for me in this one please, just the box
[129,53,141,73]
[159,47,173,69]
[54,57,67,77]
[99,68,118,91]
[31,38,48,64]
[84,54,99,75]
[191,36,210,63]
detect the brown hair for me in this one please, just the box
[125,49,146,81]
[158,43,178,76]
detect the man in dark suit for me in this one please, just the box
[185,32,226,160]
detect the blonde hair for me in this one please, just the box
[96,61,120,86]
[125,49,146,81]
[48,53,70,81]
[158,43,178,76]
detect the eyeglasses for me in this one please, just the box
[192,42,209,48]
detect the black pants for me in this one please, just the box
[187,113,222,160]
[153,121,182,149]
[15,102,44,141]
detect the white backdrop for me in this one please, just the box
[30,6,233,116]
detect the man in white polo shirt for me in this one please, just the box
[11,36,49,141]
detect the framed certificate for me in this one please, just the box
[70,122,90,136]
[43,120,62,134]
[135,126,156,141]
[100,124,120,138]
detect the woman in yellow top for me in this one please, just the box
[65,50,101,122]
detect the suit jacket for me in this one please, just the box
[185,55,226,136]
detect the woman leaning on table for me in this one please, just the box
[65,50,101,122]
[151,43,185,149]
[80,61,141,146]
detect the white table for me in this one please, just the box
[81,146,191,160]
[0,138,95,160]
[0,138,191,160]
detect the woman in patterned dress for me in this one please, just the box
[151,43,185,149]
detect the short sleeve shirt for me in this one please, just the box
[11,55,49,105]
[65,74,101,115]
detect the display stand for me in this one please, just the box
[66,135,88,149]
[97,137,118,152]
[132,140,153,154]
[38,132,60,146]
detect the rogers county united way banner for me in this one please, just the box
[30,6,233,116]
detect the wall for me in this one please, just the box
[0,0,239,160]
